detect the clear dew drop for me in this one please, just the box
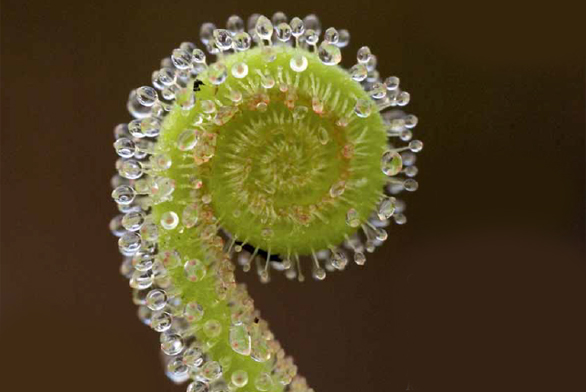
[160,332,184,355]
[318,42,342,65]
[290,17,305,37]
[177,129,199,151]
[247,13,261,34]
[161,211,179,230]
[229,90,242,103]
[183,344,204,368]
[157,249,181,269]
[290,53,308,72]
[272,11,287,25]
[256,101,268,112]
[251,338,271,362]
[304,29,318,45]
[255,15,273,41]
[213,29,233,50]
[110,215,125,237]
[130,269,153,290]
[365,240,376,253]
[401,130,413,142]
[385,76,400,90]
[354,251,366,265]
[330,180,346,198]
[150,101,167,117]
[260,74,275,89]
[132,250,154,271]
[214,105,238,126]
[187,381,209,392]
[182,204,199,228]
[151,260,167,278]
[349,64,368,82]
[162,86,176,101]
[230,325,252,355]
[122,211,145,231]
[324,27,339,44]
[184,301,204,323]
[167,356,189,378]
[200,22,216,44]
[158,67,176,86]
[113,123,129,139]
[151,153,172,171]
[276,23,292,42]
[151,311,173,332]
[377,196,397,220]
[303,14,321,35]
[375,227,388,241]
[404,114,419,129]
[137,305,151,325]
[140,116,161,137]
[370,82,387,99]
[192,48,206,64]
[231,62,248,78]
[201,100,216,114]
[231,370,249,387]
[146,288,168,311]
[131,288,147,307]
[151,70,163,90]
[398,91,410,106]
[337,29,350,47]
[112,185,135,205]
[227,15,244,34]
[119,231,142,253]
[232,32,251,51]
[151,177,175,199]
[394,213,407,225]
[208,62,227,85]
[405,165,419,177]
[282,258,292,269]
[366,54,378,71]
[176,88,195,111]
[128,119,144,138]
[255,373,274,391]
[312,96,324,114]
[140,221,159,242]
[409,140,424,152]
[201,361,222,382]
[357,46,372,64]
[171,48,193,70]
[346,208,361,227]
[133,179,149,196]
[184,259,206,282]
[354,99,372,118]
[180,41,196,53]
[136,86,158,107]
[381,150,403,176]
[330,249,348,270]
[314,267,326,280]
[404,178,419,192]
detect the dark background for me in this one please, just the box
[1,1,584,391]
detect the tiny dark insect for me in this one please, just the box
[193,79,205,92]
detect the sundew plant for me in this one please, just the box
[110,12,422,392]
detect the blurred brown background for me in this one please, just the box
[1,0,584,391]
